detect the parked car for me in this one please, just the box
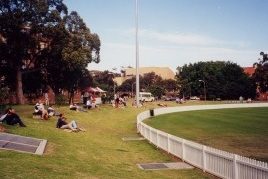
[163,96,176,101]
[139,92,155,102]
[190,96,200,100]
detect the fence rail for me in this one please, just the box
[137,103,268,179]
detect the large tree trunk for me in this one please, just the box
[16,68,25,104]
[69,90,74,105]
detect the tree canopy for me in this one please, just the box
[93,70,115,93]
[118,72,178,98]
[0,0,101,104]
[177,61,256,100]
[252,52,268,93]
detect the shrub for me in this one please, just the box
[55,94,67,105]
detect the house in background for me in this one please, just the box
[243,67,255,77]
[114,67,175,86]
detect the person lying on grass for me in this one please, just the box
[56,114,85,132]
[0,107,26,127]
[157,103,167,107]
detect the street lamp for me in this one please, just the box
[199,80,206,101]
[109,69,117,98]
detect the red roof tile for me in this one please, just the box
[243,67,255,76]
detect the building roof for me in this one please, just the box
[113,77,125,86]
[243,67,255,76]
[125,67,175,80]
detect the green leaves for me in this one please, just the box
[252,52,268,93]
[0,0,101,104]
[177,61,256,100]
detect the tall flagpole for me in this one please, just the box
[135,0,140,107]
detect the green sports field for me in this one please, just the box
[144,107,268,162]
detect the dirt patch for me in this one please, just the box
[44,142,56,155]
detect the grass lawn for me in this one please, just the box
[0,101,216,179]
[144,107,268,162]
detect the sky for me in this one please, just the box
[64,0,268,72]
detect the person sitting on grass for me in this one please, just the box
[176,97,182,104]
[56,114,85,132]
[85,99,92,109]
[0,107,26,127]
[47,105,55,116]
[47,104,61,117]
[34,100,49,120]
[69,103,87,112]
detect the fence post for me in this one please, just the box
[167,134,170,153]
[202,145,206,172]
[137,121,140,134]
[182,139,185,161]
[149,128,151,143]
[233,154,238,179]
[156,130,159,148]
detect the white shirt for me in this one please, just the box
[0,114,7,122]
[35,103,44,112]
[86,100,92,106]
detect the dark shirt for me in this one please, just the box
[56,117,67,128]
[2,112,25,126]
[4,113,19,123]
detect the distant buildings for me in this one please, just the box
[243,67,255,77]
[113,67,175,85]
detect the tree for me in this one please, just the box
[252,52,268,93]
[0,0,67,104]
[140,72,162,90]
[22,70,46,103]
[161,79,179,92]
[177,61,256,100]
[0,1,101,104]
[0,76,9,105]
[147,85,165,99]
[93,70,115,93]
[42,11,100,104]
[118,78,136,92]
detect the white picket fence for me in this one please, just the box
[137,103,268,179]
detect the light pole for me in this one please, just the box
[199,80,206,101]
[135,0,140,107]
[110,68,117,98]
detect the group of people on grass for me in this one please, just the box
[113,94,127,108]
[34,100,50,120]
[0,101,85,132]
[69,95,98,112]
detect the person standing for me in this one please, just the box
[45,92,49,106]
[83,91,89,105]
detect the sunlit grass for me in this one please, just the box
[144,107,268,162]
[0,100,214,179]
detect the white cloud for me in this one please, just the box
[88,28,258,72]
[119,28,248,48]
[141,30,221,46]
[141,29,251,48]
